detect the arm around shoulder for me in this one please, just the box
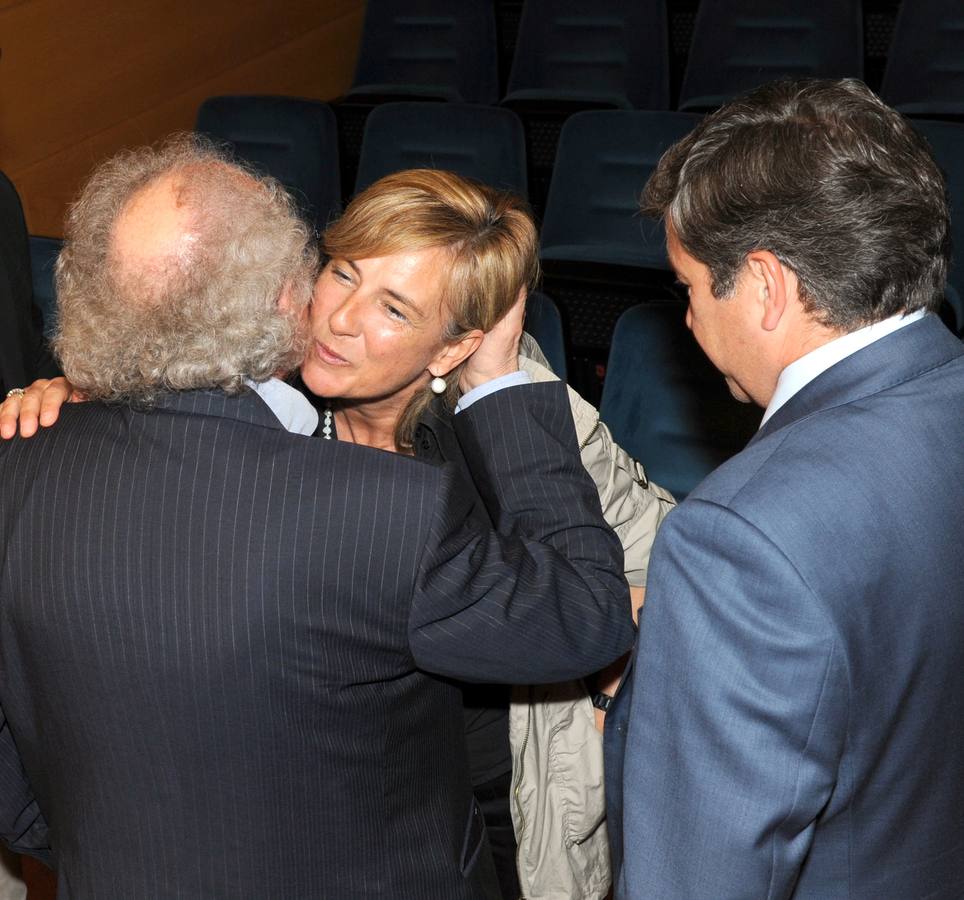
[409,381,635,684]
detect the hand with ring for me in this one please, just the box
[0,377,79,439]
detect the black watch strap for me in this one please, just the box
[591,691,613,712]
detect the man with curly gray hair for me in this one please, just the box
[0,139,634,897]
[54,135,317,407]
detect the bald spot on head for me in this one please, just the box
[110,172,199,295]
[109,162,264,305]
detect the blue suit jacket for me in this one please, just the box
[608,314,964,898]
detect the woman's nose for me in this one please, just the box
[328,293,361,337]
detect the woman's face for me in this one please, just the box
[300,246,479,404]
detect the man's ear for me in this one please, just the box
[430,330,485,377]
[277,280,297,312]
[746,250,790,332]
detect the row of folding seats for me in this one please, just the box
[22,97,964,502]
[185,93,964,497]
[192,95,964,346]
[345,0,963,117]
[341,0,964,219]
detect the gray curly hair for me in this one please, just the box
[53,134,318,404]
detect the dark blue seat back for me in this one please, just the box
[912,119,964,332]
[600,303,761,499]
[28,236,61,338]
[349,0,499,104]
[540,110,701,269]
[504,0,669,110]
[944,284,962,336]
[678,0,863,111]
[195,95,340,234]
[0,172,59,393]
[880,0,964,116]
[525,291,567,380]
[353,103,527,197]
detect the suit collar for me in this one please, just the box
[151,388,286,431]
[751,314,962,445]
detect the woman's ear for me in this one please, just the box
[430,330,485,377]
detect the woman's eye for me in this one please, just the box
[385,303,408,323]
[331,267,353,285]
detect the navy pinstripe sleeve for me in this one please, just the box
[409,381,634,682]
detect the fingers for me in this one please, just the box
[459,291,528,394]
[0,378,73,439]
[17,380,51,438]
[0,391,26,440]
[39,377,75,427]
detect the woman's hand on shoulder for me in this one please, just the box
[0,377,78,439]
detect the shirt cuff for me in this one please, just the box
[455,371,533,413]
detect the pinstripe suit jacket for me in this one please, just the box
[0,381,633,899]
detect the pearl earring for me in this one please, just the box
[430,376,447,395]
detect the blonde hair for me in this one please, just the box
[323,169,539,448]
[54,134,318,405]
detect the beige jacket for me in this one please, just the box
[511,338,675,899]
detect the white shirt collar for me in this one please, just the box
[245,377,319,435]
[761,309,927,427]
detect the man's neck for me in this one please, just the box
[761,309,927,425]
[246,377,318,435]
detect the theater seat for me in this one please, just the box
[503,0,669,111]
[537,110,701,395]
[347,0,499,105]
[525,291,567,381]
[195,95,341,234]
[880,0,964,117]
[599,302,761,499]
[353,102,527,198]
[912,119,964,333]
[0,171,59,394]
[678,0,863,112]
[28,236,62,338]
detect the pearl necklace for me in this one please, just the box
[321,406,333,440]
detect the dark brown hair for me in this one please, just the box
[644,78,950,330]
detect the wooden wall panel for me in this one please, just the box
[0,0,366,236]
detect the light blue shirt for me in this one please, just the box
[249,371,531,435]
[455,371,533,412]
[246,377,319,436]
[761,309,927,427]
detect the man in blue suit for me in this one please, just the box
[608,79,964,898]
